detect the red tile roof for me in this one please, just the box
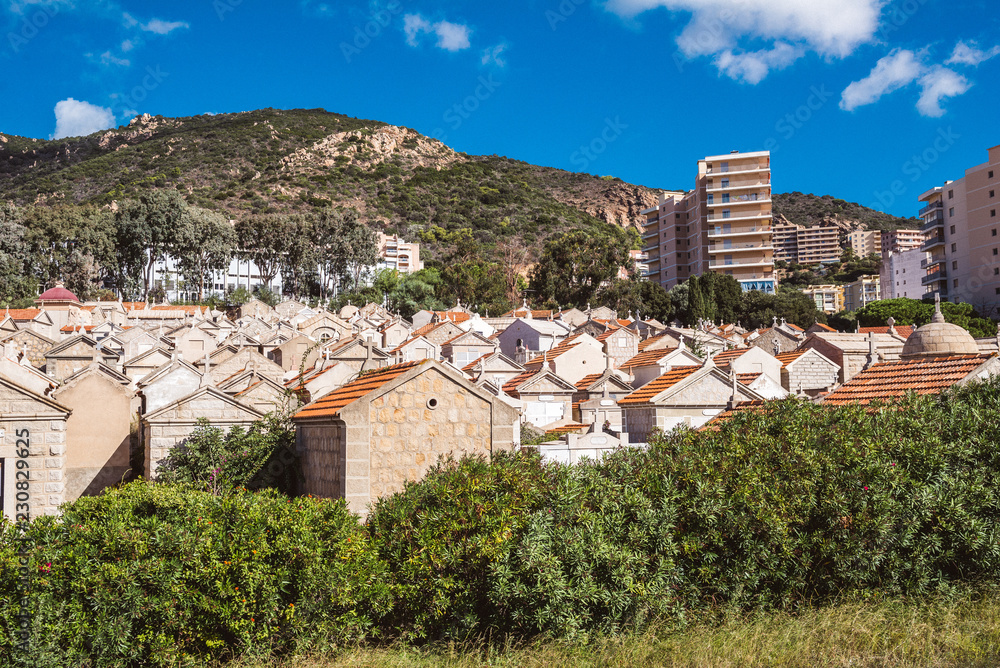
[822,354,993,406]
[430,311,471,323]
[811,323,837,332]
[700,399,771,430]
[575,372,604,390]
[5,308,41,321]
[501,369,538,397]
[638,333,673,352]
[461,353,493,373]
[710,348,750,368]
[774,350,807,368]
[737,372,762,385]
[618,366,700,406]
[594,318,632,328]
[152,305,201,314]
[859,325,916,338]
[60,325,96,332]
[621,348,673,370]
[504,309,553,319]
[293,360,422,419]
[785,323,804,332]
[524,334,583,368]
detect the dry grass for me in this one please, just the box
[227,593,1000,668]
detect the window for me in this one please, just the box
[991,190,996,198]
[995,268,999,276]
[992,210,997,217]
[990,170,995,178]
[722,210,731,219]
[720,161,729,173]
[954,279,959,288]
[949,207,955,217]
[721,178,729,188]
[952,261,958,270]
[952,243,958,252]
[948,190,954,199]
[995,248,999,256]
[950,225,956,234]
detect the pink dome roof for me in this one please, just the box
[38,285,79,301]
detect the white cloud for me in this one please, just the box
[714,42,802,85]
[141,18,189,35]
[946,40,1000,66]
[916,66,970,117]
[839,49,923,111]
[122,11,137,27]
[605,0,884,83]
[403,13,471,51]
[121,39,134,52]
[404,14,432,46]
[433,20,470,51]
[51,98,116,139]
[99,50,130,67]
[481,43,508,67]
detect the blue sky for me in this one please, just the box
[1,0,998,217]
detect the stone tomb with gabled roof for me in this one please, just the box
[292,359,519,517]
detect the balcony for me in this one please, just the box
[920,256,946,269]
[921,211,944,232]
[708,259,774,269]
[707,193,770,206]
[641,244,659,253]
[641,229,659,239]
[707,225,771,238]
[705,180,769,193]
[705,164,770,177]
[708,242,774,253]
[918,200,943,217]
[922,267,947,285]
[920,235,946,252]
[706,211,771,223]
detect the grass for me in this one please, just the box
[227,592,1000,668]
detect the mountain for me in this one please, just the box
[772,192,919,231]
[0,108,660,261]
[1,107,916,261]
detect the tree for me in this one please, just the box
[0,203,35,305]
[280,214,317,299]
[853,297,996,338]
[528,227,633,308]
[312,209,378,297]
[113,191,189,299]
[23,205,114,300]
[235,214,288,292]
[173,207,236,302]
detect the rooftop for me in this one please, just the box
[618,365,701,405]
[822,354,994,406]
[293,360,423,419]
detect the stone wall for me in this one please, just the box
[366,367,496,503]
[0,415,68,518]
[784,356,839,392]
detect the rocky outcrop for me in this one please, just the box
[281,125,464,172]
[546,180,661,230]
[97,114,180,151]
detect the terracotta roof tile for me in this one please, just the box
[812,323,837,332]
[5,308,41,320]
[822,354,993,406]
[785,323,804,332]
[737,372,762,384]
[502,369,538,397]
[524,334,583,368]
[859,325,916,338]
[293,360,422,419]
[503,309,553,319]
[618,365,701,405]
[462,353,492,373]
[575,372,604,390]
[700,399,771,430]
[775,350,807,367]
[621,348,673,370]
[710,348,750,367]
[638,333,672,352]
[59,325,96,332]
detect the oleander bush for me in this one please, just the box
[0,483,391,667]
[3,378,1000,664]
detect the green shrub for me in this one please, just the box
[0,482,391,667]
[366,452,553,641]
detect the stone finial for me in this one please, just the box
[201,352,213,387]
[772,337,780,356]
[886,316,896,335]
[727,369,739,411]
[772,315,778,327]
[932,292,945,324]
[703,350,715,368]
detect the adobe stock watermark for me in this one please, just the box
[545,0,586,30]
[868,127,960,213]
[6,2,62,54]
[13,427,33,662]
[108,65,170,120]
[212,0,243,21]
[341,1,403,63]
[763,84,833,154]
[430,74,502,143]
[570,117,628,171]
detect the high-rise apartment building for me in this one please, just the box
[880,229,925,257]
[844,275,881,312]
[849,230,882,258]
[917,144,1000,310]
[640,150,774,293]
[801,284,845,314]
[771,222,841,265]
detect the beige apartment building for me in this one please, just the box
[850,230,882,258]
[773,222,841,265]
[376,232,423,274]
[844,275,881,312]
[801,284,845,314]
[881,229,925,257]
[917,144,1000,311]
[641,150,775,293]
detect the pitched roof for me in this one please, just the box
[524,334,584,368]
[774,350,807,367]
[785,323,804,332]
[618,366,701,406]
[429,311,471,323]
[596,326,636,343]
[620,348,673,370]
[700,399,771,430]
[6,308,41,321]
[545,423,589,436]
[502,369,537,396]
[811,323,837,332]
[859,325,916,338]
[292,360,422,419]
[710,348,750,368]
[503,308,553,319]
[575,372,604,390]
[822,354,993,406]
[638,333,673,352]
[594,318,633,328]
[737,372,762,385]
